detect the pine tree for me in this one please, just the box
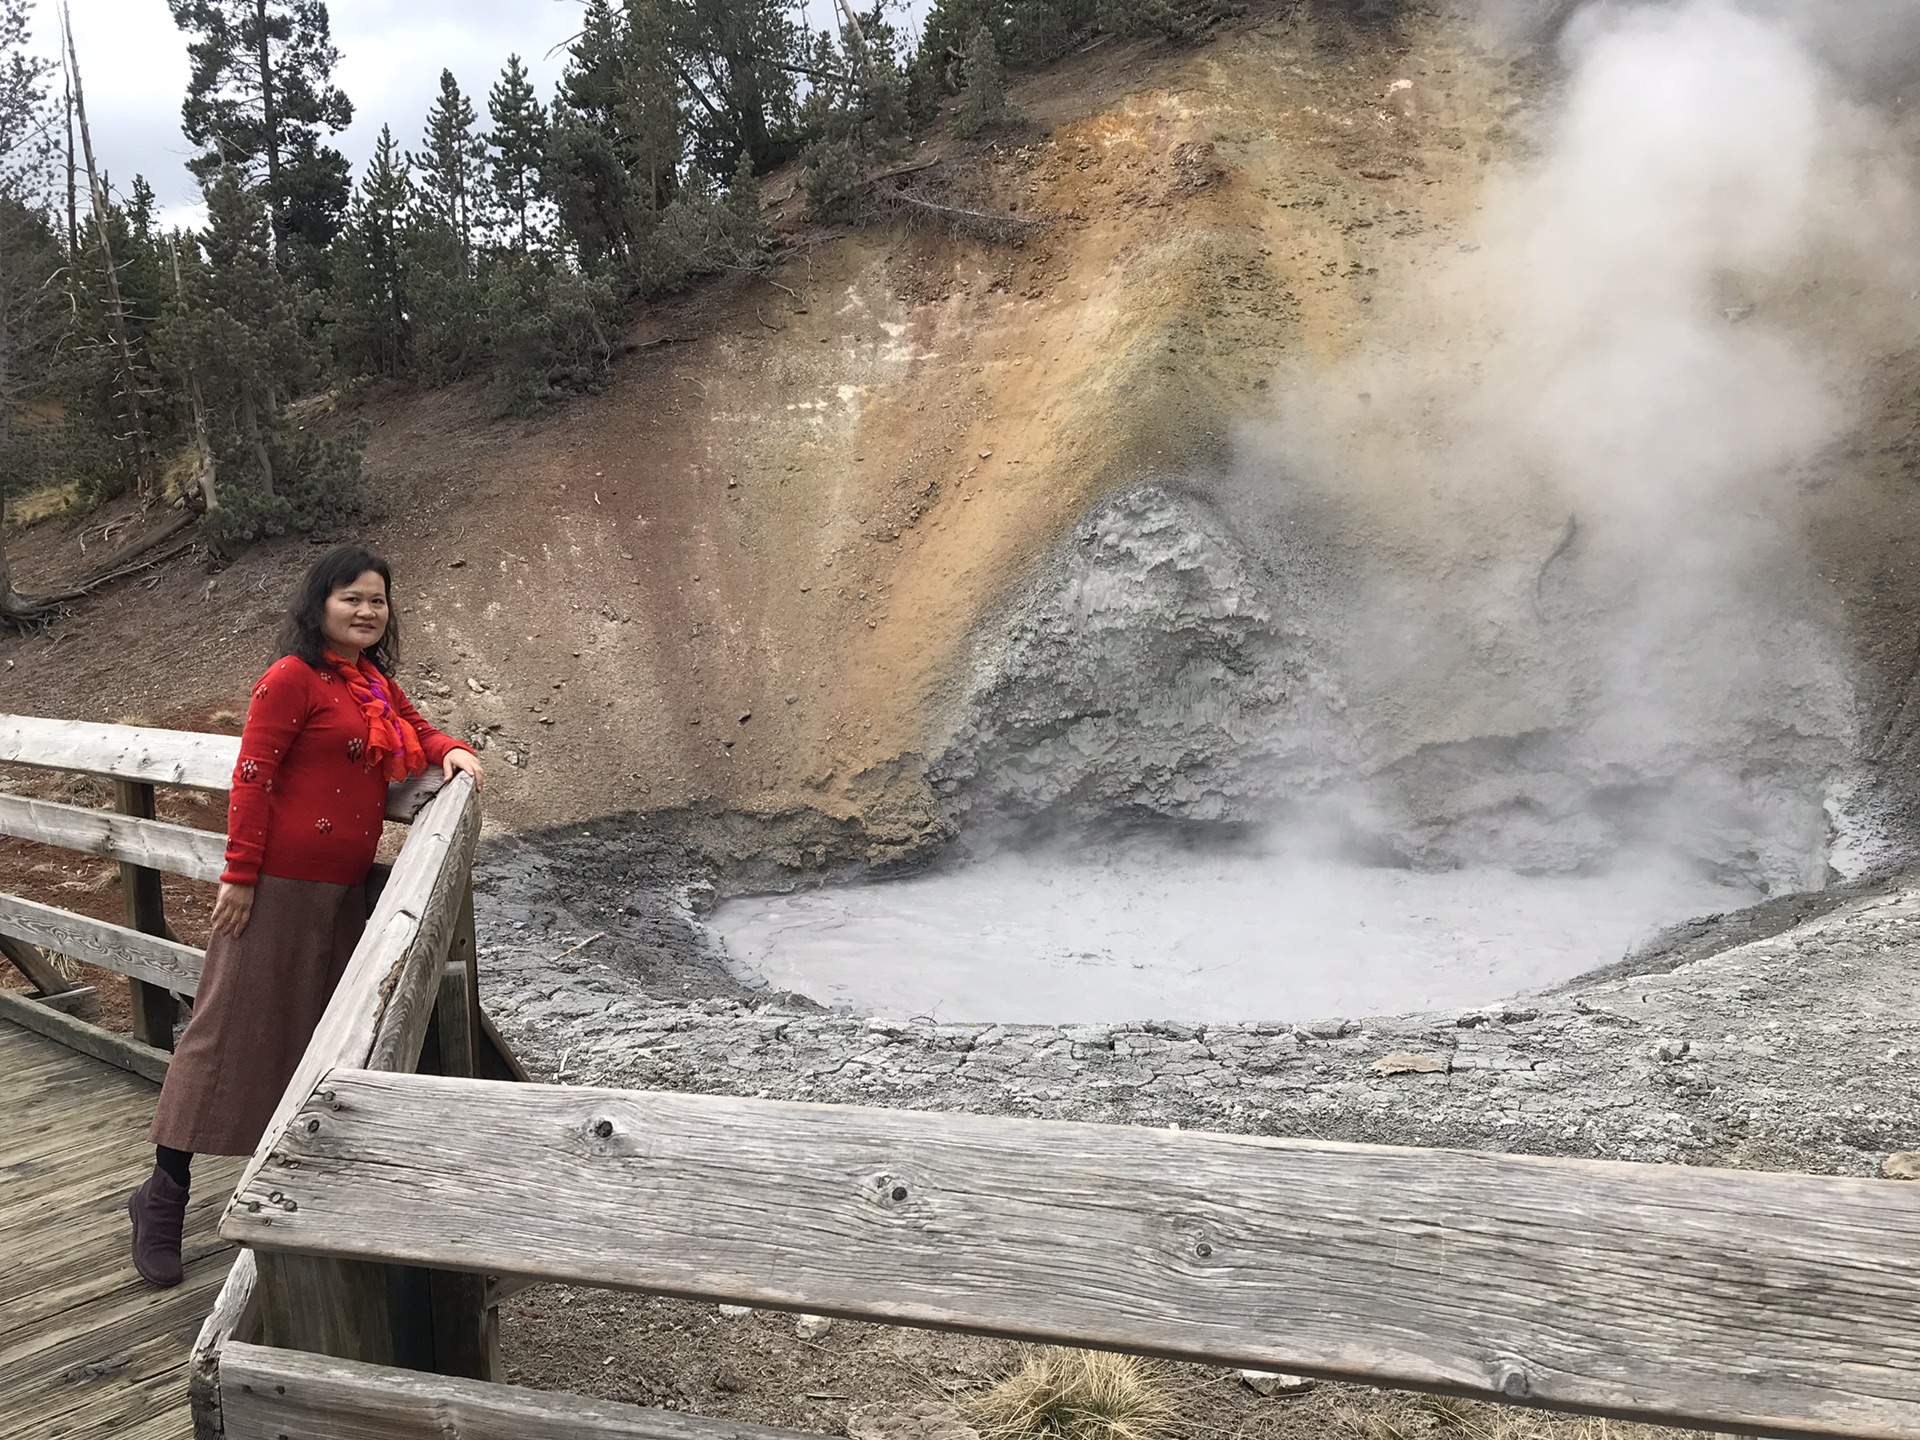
[665,0,803,174]
[618,0,682,215]
[168,0,355,264]
[411,69,485,271]
[159,166,363,546]
[327,125,409,378]
[160,168,306,505]
[0,0,59,625]
[128,173,157,240]
[954,24,1013,137]
[486,54,548,253]
[542,0,685,274]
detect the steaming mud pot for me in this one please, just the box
[711,848,1755,1024]
[713,481,1865,1023]
[719,0,1919,1023]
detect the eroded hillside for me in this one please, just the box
[7,0,1920,884]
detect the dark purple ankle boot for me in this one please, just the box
[128,1165,188,1288]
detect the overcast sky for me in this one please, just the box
[28,0,590,229]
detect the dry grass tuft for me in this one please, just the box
[4,482,78,527]
[210,710,243,728]
[968,1349,1176,1440]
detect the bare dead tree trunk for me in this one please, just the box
[832,0,879,82]
[61,65,75,259]
[255,0,285,268]
[238,386,274,495]
[61,3,156,502]
[166,238,217,511]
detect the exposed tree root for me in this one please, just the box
[1,509,199,629]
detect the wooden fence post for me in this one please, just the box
[420,879,496,1381]
[114,779,179,1049]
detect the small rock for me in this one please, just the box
[448,557,466,568]
[1239,1369,1314,1397]
[1885,1151,1920,1180]
[847,1399,982,1440]
[1370,1051,1449,1077]
[978,449,993,459]
[466,677,487,694]
[718,1304,754,1319]
[795,1313,834,1340]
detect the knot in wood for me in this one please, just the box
[305,1117,321,1134]
[1194,1240,1215,1259]
[1496,1365,1530,1399]
[891,1185,910,1202]
[593,1118,615,1139]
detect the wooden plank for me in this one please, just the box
[117,781,181,1050]
[190,1248,257,1440]
[218,1341,810,1440]
[34,985,98,1014]
[232,772,477,1205]
[1,712,446,825]
[477,1005,532,1084]
[0,930,85,997]
[231,776,478,1369]
[0,713,236,790]
[0,792,226,881]
[383,773,447,824]
[0,892,202,996]
[0,985,171,1081]
[233,1070,1920,1440]
[422,886,493,1382]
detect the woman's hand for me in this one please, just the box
[210,882,255,940]
[444,747,484,790]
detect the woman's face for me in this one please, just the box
[322,570,390,656]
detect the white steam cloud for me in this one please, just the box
[1248,0,1920,892]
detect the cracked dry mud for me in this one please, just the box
[479,852,1920,1437]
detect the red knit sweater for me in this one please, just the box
[221,654,469,887]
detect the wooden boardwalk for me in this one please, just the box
[0,1017,240,1440]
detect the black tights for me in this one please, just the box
[155,1145,192,1189]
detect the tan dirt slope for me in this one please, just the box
[5,1,1917,868]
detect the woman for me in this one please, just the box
[128,545,482,1288]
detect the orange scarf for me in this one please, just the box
[322,650,426,782]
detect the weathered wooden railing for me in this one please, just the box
[0,713,445,1066]
[8,715,1920,1440]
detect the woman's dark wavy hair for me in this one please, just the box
[277,546,400,674]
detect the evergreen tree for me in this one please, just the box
[0,0,60,623]
[954,24,1013,137]
[542,0,684,274]
[411,69,485,271]
[156,166,313,539]
[618,0,682,215]
[664,0,803,174]
[327,126,409,378]
[486,53,548,253]
[128,173,157,240]
[168,0,355,263]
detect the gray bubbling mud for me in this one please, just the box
[712,486,1870,1023]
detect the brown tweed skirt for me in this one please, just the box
[148,875,366,1156]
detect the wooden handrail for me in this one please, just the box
[218,1341,806,1440]
[227,1068,1920,1440]
[0,891,203,993]
[0,791,226,881]
[230,772,479,1205]
[0,713,236,789]
[0,712,452,822]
